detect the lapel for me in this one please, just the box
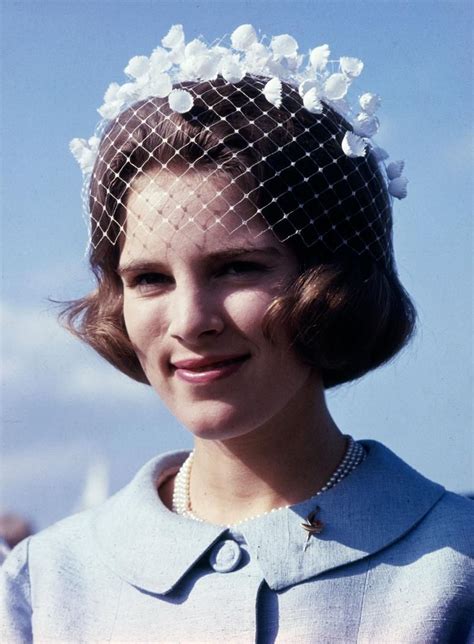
[92,442,445,594]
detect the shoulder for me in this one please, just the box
[1,450,187,586]
[417,489,474,556]
[356,440,473,554]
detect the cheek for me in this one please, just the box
[123,297,165,360]
[223,290,274,336]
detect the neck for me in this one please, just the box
[187,385,346,526]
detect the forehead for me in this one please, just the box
[121,169,283,260]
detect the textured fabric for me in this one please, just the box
[1,440,473,643]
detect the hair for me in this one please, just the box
[61,76,416,389]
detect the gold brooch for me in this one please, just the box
[301,506,324,551]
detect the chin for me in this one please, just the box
[176,401,260,442]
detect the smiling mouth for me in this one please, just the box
[171,354,250,383]
[172,355,250,372]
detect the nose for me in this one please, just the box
[168,281,225,343]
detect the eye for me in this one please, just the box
[219,261,268,276]
[129,272,173,291]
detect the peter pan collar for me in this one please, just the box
[92,441,445,594]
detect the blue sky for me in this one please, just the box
[1,0,472,530]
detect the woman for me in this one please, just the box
[1,25,472,642]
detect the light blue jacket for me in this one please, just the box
[1,441,473,642]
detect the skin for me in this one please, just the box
[119,168,346,526]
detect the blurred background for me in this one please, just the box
[1,0,473,534]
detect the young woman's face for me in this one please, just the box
[119,169,316,441]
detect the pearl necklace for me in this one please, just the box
[172,436,366,527]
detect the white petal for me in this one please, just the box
[359,92,381,115]
[388,176,408,199]
[220,57,245,83]
[150,46,172,73]
[212,45,229,57]
[263,77,282,108]
[69,138,97,174]
[181,52,220,81]
[168,43,185,65]
[271,34,298,58]
[341,131,367,158]
[199,54,220,80]
[353,113,379,138]
[69,137,87,160]
[116,81,141,103]
[324,73,349,100]
[103,82,120,103]
[244,42,271,74]
[168,88,194,113]
[340,56,364,78]
[285,52,303,73]
[231,24,258,51]
[386,160,405,180]
[97,100,122,120]
[88,136,101,151]
[309,44,330,71]
[124,55,149,79]
[162,24,185,49]
[147,72,172,98]
[303,88,323,114]
[184,39,208,58]
[372,146,389,161]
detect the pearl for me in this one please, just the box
[172,437,366,527]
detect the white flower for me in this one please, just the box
[244,42,271,74]
[388,176,408,199]
[168,44,185,65]
[168,88,194,113]
[341,131,367,158]
[103,82,120,103]
[386,160,405,180]
[69,136,100,174]
[116,82,141,104]
[353,113,379,138]
[124,55,149,79]
[271,34,298,58]
[184,39,208,58]
[303,88,323,114]
[97,100,122,120]
[162,24,185,49]
[323,73,349,100]
[150,46,172,73]
[263,77,282,108]
[181,50,220,81]
[309,44,330,71]
[340,56,364,78]
[146,72,172,98]
[220,57,245,83]
[359,92,381,115]
[372,146,389,161]
[231,24,258,51]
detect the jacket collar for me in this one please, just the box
[92,441,445,594]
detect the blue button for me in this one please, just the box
[208,539,242,573]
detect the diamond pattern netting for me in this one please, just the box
[85,76,394,271]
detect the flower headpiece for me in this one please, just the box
[70,24,407,198]
[70,25,408,268]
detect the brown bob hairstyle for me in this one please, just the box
[61,76,416,389]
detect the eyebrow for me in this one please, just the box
[117,246,283,276]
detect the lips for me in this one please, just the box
[171,354,250,384]
[172,354,249,370]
